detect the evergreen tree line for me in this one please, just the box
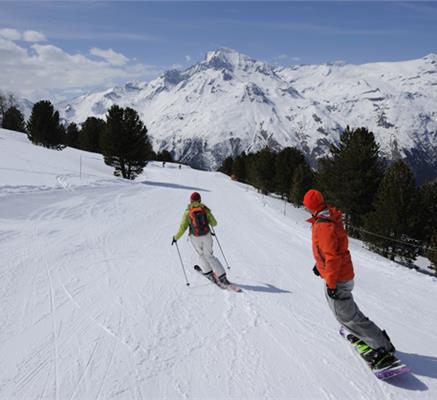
[3,99,173,179]
[219,127,437,273]
[219,146,315,206]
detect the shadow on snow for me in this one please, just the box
[141,180,210,192]
[234,282,292,294]
[378,350,437,391]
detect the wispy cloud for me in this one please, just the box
[0,28,47,42]
[276,54,289,61]
[273,54,301,64]
[222,19,405,37]
[22,30,47,42]
[123,15,406,37]
[394,2,437,17]
[0,32,161,101]
[90,47,129,66]
[0,28,21,41]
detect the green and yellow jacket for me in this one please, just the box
[174,201,217,241]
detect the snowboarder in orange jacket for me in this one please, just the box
[303,189,396,368]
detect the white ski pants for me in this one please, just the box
[190,233,225,277]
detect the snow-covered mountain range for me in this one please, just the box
[57,49,437,181]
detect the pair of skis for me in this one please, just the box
[339,326,410,380]
[194,265,242,292]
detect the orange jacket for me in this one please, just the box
[307,207,354,289]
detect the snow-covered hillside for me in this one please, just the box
[57,49,437,181]
[1,128,437,399]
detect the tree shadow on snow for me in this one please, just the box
[141,180,210,192]
[235,282,292,294]
[380,350,437,391]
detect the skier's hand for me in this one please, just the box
[312,265,320,277]
[327,287,338,300]
[171,237,177,246]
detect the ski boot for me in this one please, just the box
[217,273,230,287]
[203,270,218,284]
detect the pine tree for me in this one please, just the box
[156,150,173,162]
[427,233,437,275]
[2,106,26,133]
[0,92,5,125]
[290,161,314,206]
[232,152,247,182]
[274,147,306,199]
[418,181,437,244]
[218,156,234,176]
[79,117,105,153]
[0,91,17,126]
[67,123,79,146]
[363,160,420,262]
[101,105,153,179]
[418,181,437,270]
[26,100,65,149]
[317,126,383,230]
[251,147,276,194]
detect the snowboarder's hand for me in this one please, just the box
[312,265,320,277]
[171,237,177,246]
[327,287,338,299]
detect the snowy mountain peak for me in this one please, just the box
[204,48,252,71]
[423,53,437,63]
[57,50,437,182]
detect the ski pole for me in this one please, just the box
[210,226,231,270]
[174,241,190,286]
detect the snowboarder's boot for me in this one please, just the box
[365,347,398,369]
[340,326,367,347]
[343,331,360,345]
[382,330,396,353]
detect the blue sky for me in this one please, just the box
[1,1,436,100]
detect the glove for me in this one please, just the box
[312,265,320,277]
[171,237,176,246]
[327,287,338,300]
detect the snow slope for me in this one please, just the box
[1,128,437,399]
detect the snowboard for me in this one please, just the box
[194,265,242,292]
[339,326,410,380]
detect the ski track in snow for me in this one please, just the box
[1,133,437,399]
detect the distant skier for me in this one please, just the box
[172,192,230,285]
[303,189,396,368]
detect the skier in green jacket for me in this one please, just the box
[172,192,229,285]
